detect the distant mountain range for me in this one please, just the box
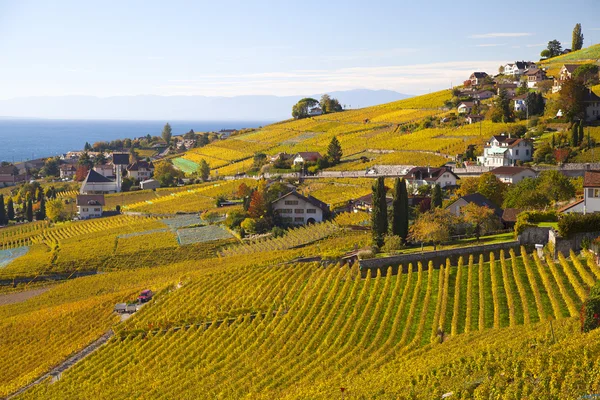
[0,89,412,121]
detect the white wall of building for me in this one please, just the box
[272,196,324,225]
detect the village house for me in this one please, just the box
[477,135,533,167]
[76,194,105,219]
[308,107,323,116]
[496,83,518,98]
[59,164,77,179]
[292,152,323,166]
[404,166,460,189]
[140,178,160,190]
[219,129,237,139]
[0,165,26,186]
[560,171,600,214]
[271,191,330,225]
[469,72,489,86]
[127,160,155,181]
[445,193,503,218]
[351,193,393,213]
[525,68,547,88]
[552,64,580,93]
[490,166,538,184]
[472,90,495,101]
[80,153,129,194]
[584,89,600,122]
[466,114,485,124]
[503,61,537,77]
[93,163,115,178]
[457,101,475,114]
[513,94,528,113]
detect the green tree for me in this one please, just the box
[538,170,575,203]
[477,172,506,207]
[327,136,343,165]
[461,203,501,241]
[546,40,562,58]
[46,199,65,222]
[162,123,173,144]
[199,159,210,181]
[558,78,587,122]
[291,98,319,119]
[431,184,443,209]
[503,178,550,209]
[572,23,584,51]
[84,142,92,151]
[78,152,94,169]
[371,177,388,247]
[252,153,267,171]
[391,178,409,240]
[573,64,599,87]
[0,195,5,225]
[540,49,551,59]
[7,198,14,221]
[26,199,33,222]
[409,208,456,250]
[571,122,579,147]
[36,196,46,221]
[41,157,60,177]
[490,88,512,122]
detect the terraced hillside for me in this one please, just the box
[6,242,600,399]
[174,89,525,176]
[539,43,600,77]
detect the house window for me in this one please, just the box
[294,217,304,222]
[515,150,519,156]
[284,200,299,205]
[294,209,304,214]
[282,217,293,223]
[591,188,600,198]
[94,208,100,212]
[306,209,317,214]
[278,209,293,214]
[526,149,530,156]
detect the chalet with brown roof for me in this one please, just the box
[59,164,77,179]
[272,191,329,225]
[127,160,155,181]
[457,101,475,114]
[490,166,537,184]
[469,72,489,86]
[525,68,547,88]
[404,166,459,189]
[0,165,26,185]
[552,64,581,93]
[76,194,105,219]
[478,135,533,167]
[496,83,518,97]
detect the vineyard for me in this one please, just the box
[7,244,600,399]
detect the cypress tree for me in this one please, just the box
[371,177,387,247]
[571,123,579,147]
[26,199,33,222]
[0,195,5,225]
[36,196,46,221]
[391,178,409,241]
[431,184,443,209]
[579,120,585,145]
[326,136,343,165]
[7,198,14,221]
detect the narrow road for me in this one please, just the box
[5,330,114,399]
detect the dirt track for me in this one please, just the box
[0,287,51,306]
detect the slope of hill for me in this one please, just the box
[539,43,600,77]
[6,241,599,399]
[177,89,524,176]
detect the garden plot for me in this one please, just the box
[177,225,233,245]
[0,246,29,268]
[161,215,205,230]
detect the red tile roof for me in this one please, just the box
[583,171,600,187]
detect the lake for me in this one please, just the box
[0,119,272,163]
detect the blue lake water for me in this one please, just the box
[0,119,272,163]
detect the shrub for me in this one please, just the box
[558,213,600,238]
[582,284,600,332]
[357,249,375,260]
[271,226,285,238]
[514,210,558,237]
[240,218,257,234]
[381,235,403,253]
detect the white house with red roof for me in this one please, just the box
[560,171,600,214]
[292,152,323,166]
[76,194,105,219]
[271,191,329,225]
[490,166,537,184]
[404,166,460,189]
[478,134,533,167]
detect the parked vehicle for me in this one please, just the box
[113,303,138,314]
[138,289,154,303]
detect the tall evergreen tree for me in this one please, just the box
[36,196,46,221]
[391,178,409,241]
[579,120,585,145]
[326,136,343,165]
[162,123,173,145]
[431,184,443,209]
[571,123,579,147]
[0,195,5,225]
[26,199,33,222]
[572,23,584,51]
[371,177,387,247]
[7,198,14,221]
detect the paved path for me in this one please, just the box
[5,330,114,399]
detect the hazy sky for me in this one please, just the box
[1,0,599,99]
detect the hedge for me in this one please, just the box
[558,213,600,238]
[514,210,558,237]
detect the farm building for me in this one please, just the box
[272,191,329,225]
[76,194,105,219]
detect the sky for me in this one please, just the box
[1,0,599,100]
